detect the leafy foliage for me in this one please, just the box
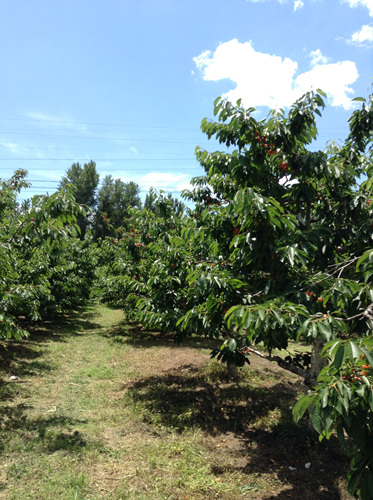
[93,176,142,240]
[3,90,372,498]
[0,171,95,342]
[144,188,185,217]
[94,89,372,497]
[293,337,373,498]
[58,161,100,239]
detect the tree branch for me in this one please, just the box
[242,346,317,386]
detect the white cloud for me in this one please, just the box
[309,49,330,66]
[0,140,20,154]
[293,0,304,11]
[137,172,191,193]
[341,0,373,16]
[193,39,359,110]
[351,24,373,44]
[295,61,358,108]
[26,112,87,132]
[0,139,49,159]
[194,40,298,109]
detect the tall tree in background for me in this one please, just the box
[58,161,100,239]
[93,175,142,240]
[144,188,185,217]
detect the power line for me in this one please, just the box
[0,131,205,144]
[0,145,199,154]
[0,117,200,131]
[9,180,194,185]
[0,117,348,134]
[1,168,202,173]
[0,158,196,161]
[17,189,189,194]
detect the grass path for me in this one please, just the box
[0,304,352,499]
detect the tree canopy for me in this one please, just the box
[92,89,372,498]
[58,161,100,238]
[1,88,372,499]
[93,176,142,240]
[144,188,185,217]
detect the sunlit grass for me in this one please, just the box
[0,304,352,499]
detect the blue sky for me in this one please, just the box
[1,0,372,204]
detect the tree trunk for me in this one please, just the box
[309,334,328,382]
[307,334,329,429]
[227,361,239,380]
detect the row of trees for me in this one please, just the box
[92,89,373,498]
[0,172,94,341]
[55,164,185,240]
[57,163,142,239]
[1,88,372,498]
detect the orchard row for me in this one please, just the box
[1,89,373,498]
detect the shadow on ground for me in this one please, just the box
[0,306,102,378]
[26,305,103,340]
[124,366,351,500]
[0,400,95,455]
[102,320,221,351]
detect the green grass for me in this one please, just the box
[0,304,352,499]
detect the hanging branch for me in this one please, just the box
[241,345,317,387]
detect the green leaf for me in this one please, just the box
[292,394,316,422]
[360,347,373,368]
[258,307,265,321]
[356,250,373,270]
[345,340,360,362]
[311,404,323,435]
[317,321,332,341]
[197,274,207,294]
[273,309,284,326]
[287,246,295,267]
[227,338,237,352]
[319,386,329,408]
[347,455,368,496]
[324,339,341,357]
[333,345,345,370]
[360,474,373,500]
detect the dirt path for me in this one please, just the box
[0,304,352,499]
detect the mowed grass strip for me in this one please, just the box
[0,304,352,499]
